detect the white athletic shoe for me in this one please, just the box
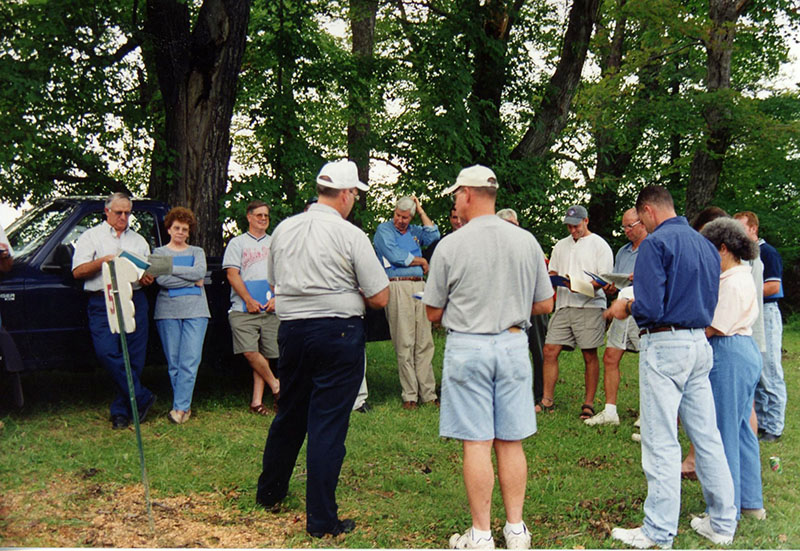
[631,432,642,442]
[690,515,734,545]
[634,416,641,428]
[611,526,671,549]
[584,408,620,426]
[503,522,531,549]
[449,529,495,549]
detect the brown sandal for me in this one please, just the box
[249,404,270,416]
[579,403,595,420]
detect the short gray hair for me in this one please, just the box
[105,192,132,209]
[395,196,416,216]
[497,208,518,223]
[700,217,758,261]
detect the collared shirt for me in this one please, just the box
[222,232,271,313]
[711,263,758,336]
[423,215,552,334]
[72,222,150,292]
[631,216,720,330]
[614,241,639,275]
[549,232,613,309]
[759,239,783,302]
[373,220,440,278]
[267,203,389,320]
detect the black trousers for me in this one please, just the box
[256,316,364,533]
[528,313,548,403]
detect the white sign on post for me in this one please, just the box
[101,257,140,334]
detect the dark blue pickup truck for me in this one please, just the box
[0,196,391,407]
[0,197,232,406]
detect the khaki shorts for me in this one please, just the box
[545,307,605,350]
[606,316,640,352]
[229,311,279,359]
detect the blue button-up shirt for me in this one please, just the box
[631,216,720,330]
[373,220,440,278]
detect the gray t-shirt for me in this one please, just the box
[222,232,271,313]
[267,203,389,320]
[153,245,211,320]
[423,214,552,334]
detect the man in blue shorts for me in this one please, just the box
[424,165,553,549]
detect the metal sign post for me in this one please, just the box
[104,257,155,533]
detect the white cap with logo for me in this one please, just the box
[316,160,370,191]
[443,164,499,195]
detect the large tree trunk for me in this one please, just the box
[685,0,750,221]
[145,0,251,256]
[468,0,524,166]
[348,0,378,218]
[509,0,602,170]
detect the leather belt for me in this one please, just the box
[389,276,423,282]
[640,325,691,336]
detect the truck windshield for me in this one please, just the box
[6,202,76,261]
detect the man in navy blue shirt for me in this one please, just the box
[734,211,785,442]
[605,185,737,549]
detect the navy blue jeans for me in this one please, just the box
[256,316,364,533]
[87,291,152,419]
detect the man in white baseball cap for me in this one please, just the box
[425,164,553,549]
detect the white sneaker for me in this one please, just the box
[634,416,641,428]
[584,408,620,426]
[449,530,495,549]
[631,432,641,442]
[741,507,766,520]
[611,526,671,549]
[690,515,734,545]
[503,522,531,549]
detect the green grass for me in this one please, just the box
[1,327,799,548]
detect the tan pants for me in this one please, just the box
[386,280,437,403]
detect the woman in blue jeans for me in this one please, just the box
[154,207,210,424]
[700,217,764,518]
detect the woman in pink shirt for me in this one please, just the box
[700,217,764,520]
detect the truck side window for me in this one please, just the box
[128,211,161,250]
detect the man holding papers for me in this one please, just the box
[223,200,280,415]
[540,205,613,419]
[585,207,648,426]
[72,192,156,430]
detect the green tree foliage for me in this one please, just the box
[0,0,154,205]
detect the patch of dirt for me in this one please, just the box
[0,472,302,547]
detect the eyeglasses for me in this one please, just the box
[451,187,465,202]
[349,189,359,200]
[110,209,131,217]
[622,220,641,230]
[251,213,270,219]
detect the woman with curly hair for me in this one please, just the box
[153,207,210,424]
[700,217,764,519]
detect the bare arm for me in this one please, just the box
[226,267,264,313]
[426,305,444,323]
[72,254,115,280]
[764,281,781,296]
[364,286,389,310]
[531,296,554,316]
[0,244,12,273]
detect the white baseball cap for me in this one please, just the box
[442,164,499,195]
[316,160,369,191]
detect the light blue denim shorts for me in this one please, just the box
[439,330,536,441]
